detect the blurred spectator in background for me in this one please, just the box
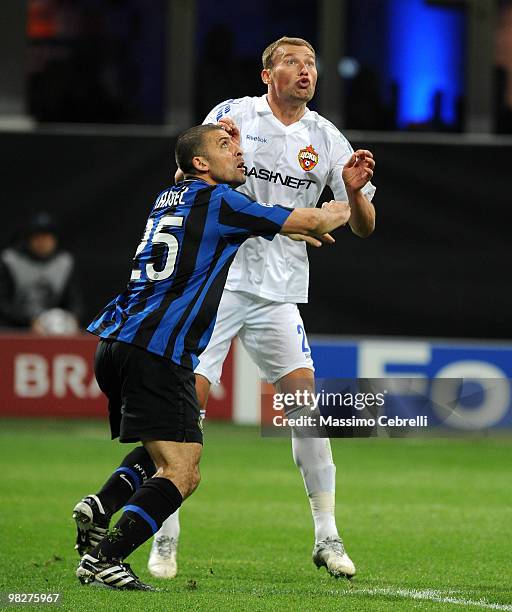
[0,213,82,335]
[495,0,512,133]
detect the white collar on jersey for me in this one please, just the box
[255,95,273,114]
[256,94,314,122]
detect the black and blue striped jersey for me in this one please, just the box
[87,178,292,370]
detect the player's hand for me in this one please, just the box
[218,117,241,145]
[342,149,375,193]
[322,200,351,226]
[288,233,336,247]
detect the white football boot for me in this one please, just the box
[312,536,356,579]
[147,535,178,579]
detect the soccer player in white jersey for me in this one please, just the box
[148,36,376,580]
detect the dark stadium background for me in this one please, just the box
[2,0,512,340]
[2,131,511,340]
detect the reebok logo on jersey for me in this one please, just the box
[298,145,319,171]
[244,166,315,190]
[246,134,268,143]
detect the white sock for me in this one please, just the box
[154,508,180,543]
[292,435,339,543]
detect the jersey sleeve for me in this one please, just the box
[218,189,293,242]
[327,131,376,202]
[202,98,243,125]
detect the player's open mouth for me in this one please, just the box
[298,78,310,88]
[237,160,245,169]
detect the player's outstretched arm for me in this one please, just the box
[281,201,351,239]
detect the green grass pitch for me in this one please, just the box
[0,419,511,611]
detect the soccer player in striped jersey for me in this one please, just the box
[73,123,351,590]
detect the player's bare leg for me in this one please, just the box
[148,374,211,579]
[275,368,355,579]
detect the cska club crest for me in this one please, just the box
[298,145,319,171]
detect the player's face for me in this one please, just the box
[203,130,246,187]
[264,44,317,104]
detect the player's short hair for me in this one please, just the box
[262,36,316,70]
[175,124,223,175]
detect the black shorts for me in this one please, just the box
[94,339,203,444]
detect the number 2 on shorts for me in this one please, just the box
[297,324,311,354]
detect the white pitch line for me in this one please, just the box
[349,587,512,611]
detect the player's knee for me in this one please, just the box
[188,466,201,496]
[176,468,200,499]
[157,465,200,499]
[275,367,315,396]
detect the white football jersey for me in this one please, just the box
[203,95,376,303]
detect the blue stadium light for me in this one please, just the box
[387,0,465,127]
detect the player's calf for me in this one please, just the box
[96,445,156,515]
[144,440,202,500]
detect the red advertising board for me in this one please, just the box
[0,334,233,420]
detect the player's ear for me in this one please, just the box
[191,156,209,173]
[261,68,271,85]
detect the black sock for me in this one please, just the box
[96,446,156,517]
[91,477,183,562]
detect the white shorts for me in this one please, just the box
[196,289,315,384]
